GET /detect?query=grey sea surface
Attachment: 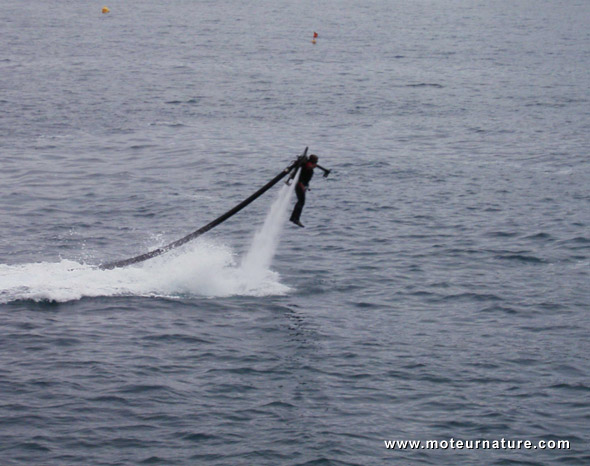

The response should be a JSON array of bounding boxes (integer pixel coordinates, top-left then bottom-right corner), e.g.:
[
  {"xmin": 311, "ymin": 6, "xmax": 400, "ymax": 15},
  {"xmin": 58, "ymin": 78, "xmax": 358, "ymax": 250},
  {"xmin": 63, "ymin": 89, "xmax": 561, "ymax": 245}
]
[{"xmin": 1, "ymin": 0, "xmax": 589, "ymax": 464}]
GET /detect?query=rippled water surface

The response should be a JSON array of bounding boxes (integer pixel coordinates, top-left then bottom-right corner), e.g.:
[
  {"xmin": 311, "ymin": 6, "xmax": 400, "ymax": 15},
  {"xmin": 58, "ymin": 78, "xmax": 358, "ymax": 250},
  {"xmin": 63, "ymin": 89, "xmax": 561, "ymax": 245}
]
[{"xmin": 1, "ymin": 0, "xmax": 589, "ymax": 464}]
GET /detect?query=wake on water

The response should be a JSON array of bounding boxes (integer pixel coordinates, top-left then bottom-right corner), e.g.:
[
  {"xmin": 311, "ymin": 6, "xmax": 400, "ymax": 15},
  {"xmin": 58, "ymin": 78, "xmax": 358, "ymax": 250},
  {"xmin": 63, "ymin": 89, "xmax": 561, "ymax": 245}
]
[{"xmin": 0, "ymin": 178, "xmax": 298, "ymax": 304}]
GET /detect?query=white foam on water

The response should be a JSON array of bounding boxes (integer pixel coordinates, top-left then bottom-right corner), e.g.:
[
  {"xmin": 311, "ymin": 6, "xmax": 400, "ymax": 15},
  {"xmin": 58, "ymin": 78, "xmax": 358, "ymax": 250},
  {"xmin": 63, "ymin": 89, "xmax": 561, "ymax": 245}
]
[{"xmin": 0, "ymin": 176, "xmax": 298, "ymax": 303}]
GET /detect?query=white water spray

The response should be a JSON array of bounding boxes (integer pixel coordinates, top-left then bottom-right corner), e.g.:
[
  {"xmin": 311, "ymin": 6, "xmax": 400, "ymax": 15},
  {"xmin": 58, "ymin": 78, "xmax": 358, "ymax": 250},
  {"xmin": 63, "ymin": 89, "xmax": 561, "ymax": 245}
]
[
  {"xmin": 240, "ymin": 172, "xmax": 298, "ymax": 282},
  {"xmin": 0, "ymin": 174, "xmax": 299, "ymax": 303}
]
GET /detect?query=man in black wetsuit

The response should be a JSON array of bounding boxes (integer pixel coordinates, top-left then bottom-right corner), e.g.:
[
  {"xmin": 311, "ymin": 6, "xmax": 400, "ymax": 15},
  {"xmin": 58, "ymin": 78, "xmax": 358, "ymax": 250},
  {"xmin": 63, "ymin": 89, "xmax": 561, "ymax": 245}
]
[{"xmin": 290, "ymin": 154, "xmax": 318, "ymax": 228}]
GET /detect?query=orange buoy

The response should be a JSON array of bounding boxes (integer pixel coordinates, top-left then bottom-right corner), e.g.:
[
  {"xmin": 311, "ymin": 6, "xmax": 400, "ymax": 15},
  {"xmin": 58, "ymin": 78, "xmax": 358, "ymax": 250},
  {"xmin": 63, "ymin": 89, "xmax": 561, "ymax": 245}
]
[{"xmin": 102, "ymin": 6, "xmax": 110, "ymax": 14}]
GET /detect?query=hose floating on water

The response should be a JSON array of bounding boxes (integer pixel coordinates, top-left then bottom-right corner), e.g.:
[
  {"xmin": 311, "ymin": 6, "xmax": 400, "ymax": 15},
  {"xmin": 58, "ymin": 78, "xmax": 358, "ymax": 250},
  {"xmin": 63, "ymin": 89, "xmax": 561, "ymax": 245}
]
[{"xmin": 99, "ymin": 148, "xmax": 308, "ymax": 270}]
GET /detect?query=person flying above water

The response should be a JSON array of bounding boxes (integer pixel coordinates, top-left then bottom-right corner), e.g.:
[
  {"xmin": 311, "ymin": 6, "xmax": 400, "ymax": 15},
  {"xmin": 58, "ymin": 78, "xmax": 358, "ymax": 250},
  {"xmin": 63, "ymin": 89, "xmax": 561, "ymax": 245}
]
[{"xmin": 290, "ymin": 154, "xmax": 318, "ymax": 228}]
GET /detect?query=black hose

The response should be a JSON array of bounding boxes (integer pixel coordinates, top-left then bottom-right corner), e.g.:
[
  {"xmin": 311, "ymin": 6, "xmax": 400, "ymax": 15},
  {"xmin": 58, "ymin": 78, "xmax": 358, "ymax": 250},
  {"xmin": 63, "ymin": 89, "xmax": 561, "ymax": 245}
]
[{"xmin": 99, "ymin": 152, "xmax": 305, "ymax": 270}]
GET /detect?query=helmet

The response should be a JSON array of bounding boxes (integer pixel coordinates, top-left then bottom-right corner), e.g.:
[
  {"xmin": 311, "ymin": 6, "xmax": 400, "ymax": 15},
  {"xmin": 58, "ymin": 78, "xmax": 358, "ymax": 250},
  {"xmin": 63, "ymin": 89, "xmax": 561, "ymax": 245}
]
[{"xmin": 309, "ymin": 154, "xmax": 318, "ymax": 164}]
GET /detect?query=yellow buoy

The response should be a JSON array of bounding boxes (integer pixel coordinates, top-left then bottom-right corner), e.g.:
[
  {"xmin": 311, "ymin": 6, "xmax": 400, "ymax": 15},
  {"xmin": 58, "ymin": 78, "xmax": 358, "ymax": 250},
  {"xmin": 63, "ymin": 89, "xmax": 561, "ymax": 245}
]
[{"xmin": 102, "ymin": 6, "xmax": 110, "ymax": 14}]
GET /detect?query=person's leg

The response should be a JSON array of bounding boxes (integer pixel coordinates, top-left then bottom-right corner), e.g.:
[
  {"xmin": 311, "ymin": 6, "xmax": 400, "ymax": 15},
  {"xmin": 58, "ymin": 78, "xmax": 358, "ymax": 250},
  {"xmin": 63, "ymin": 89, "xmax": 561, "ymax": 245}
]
[{"xmin": 290, "ymin": 185, "xmax": 306, "ymax": 224}]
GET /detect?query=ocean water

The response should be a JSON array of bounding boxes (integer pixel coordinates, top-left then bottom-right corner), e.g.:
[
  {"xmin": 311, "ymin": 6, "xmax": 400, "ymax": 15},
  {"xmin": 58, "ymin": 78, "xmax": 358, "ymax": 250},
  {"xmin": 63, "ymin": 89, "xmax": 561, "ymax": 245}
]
[{"xmin": 1, "ymin": 0, "xmax": 589, "ymax": 464}]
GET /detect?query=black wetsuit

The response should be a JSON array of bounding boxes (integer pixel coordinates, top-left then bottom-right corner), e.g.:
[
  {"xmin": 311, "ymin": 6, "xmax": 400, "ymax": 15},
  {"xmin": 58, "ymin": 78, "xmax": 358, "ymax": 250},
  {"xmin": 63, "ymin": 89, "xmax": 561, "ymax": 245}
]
[{"xmin": 290, "ymin": 161, "xmax": 315, "ymax": 224}]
